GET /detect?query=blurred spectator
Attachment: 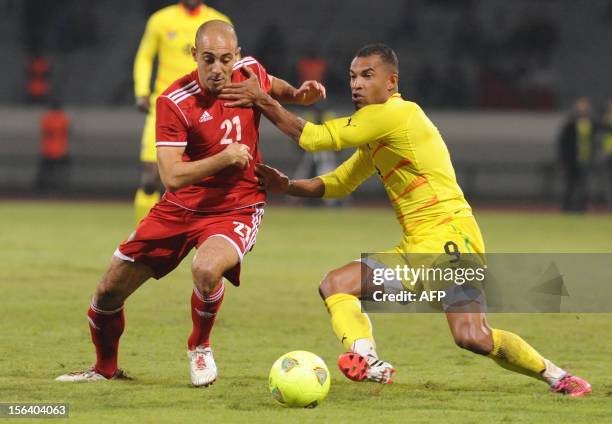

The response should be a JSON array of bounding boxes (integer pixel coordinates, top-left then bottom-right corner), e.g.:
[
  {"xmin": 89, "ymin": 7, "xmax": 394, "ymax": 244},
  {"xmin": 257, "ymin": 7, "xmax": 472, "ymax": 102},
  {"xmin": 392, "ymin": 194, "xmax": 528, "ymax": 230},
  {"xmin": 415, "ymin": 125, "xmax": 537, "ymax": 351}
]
[
  {"xmin": 601, "ymin": 100, "xmax": 612, "ymax": 211},
  {"xmin": 26, "ymin": 56, "xmax": 50, "ymax": 103},
  {"xmin": 558, "ymin": 97, "xmax": 595, "ymax": 212},
  {"xmin": 36, "ymin": 101, "xmax": 71, "ymax": 194},
  {"xmin": 293, "ymin": 52, "xmax": 340, "ymax": 206}
]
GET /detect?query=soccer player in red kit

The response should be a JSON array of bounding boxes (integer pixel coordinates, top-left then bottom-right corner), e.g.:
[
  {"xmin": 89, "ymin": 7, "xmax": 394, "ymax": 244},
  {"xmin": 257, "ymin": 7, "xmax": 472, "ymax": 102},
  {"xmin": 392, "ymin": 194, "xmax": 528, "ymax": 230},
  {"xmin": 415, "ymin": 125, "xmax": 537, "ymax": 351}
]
[{"xmin": 56, "ymin": 20, "xmax": 325, "ymax": 386}]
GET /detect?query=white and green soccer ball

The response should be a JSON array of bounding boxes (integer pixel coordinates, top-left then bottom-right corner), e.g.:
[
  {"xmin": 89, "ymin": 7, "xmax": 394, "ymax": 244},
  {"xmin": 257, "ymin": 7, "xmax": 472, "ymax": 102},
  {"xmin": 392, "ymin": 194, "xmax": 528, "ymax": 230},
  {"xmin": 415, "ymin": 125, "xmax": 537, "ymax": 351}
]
[{"xmin": 269, "ymin": 350, "xmax": 331, "ymax": 408}]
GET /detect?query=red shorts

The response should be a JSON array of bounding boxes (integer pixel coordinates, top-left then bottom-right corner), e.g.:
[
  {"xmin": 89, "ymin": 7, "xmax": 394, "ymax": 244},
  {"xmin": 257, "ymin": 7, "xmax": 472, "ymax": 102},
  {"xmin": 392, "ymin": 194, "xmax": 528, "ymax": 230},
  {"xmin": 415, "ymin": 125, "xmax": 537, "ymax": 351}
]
[{"xmin": 114, "ymin": 199, "xmax": 264, "ymax": 285}]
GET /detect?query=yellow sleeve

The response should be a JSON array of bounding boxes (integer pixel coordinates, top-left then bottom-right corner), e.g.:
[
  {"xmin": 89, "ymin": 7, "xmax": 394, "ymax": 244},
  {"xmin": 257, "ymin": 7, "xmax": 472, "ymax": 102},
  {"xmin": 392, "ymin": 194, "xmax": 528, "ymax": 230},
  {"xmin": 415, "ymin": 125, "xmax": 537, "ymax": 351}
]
[
  {"xmin": 299, "ymin": 102, "xmax": 402, "ymax": 152},
  {"xmin": 318, "ymin": 147, "xmax": 376, "ymax": 198},
  {"xmin": 133, "ymin": 14, "xmax": 160, "ymax": 98}
]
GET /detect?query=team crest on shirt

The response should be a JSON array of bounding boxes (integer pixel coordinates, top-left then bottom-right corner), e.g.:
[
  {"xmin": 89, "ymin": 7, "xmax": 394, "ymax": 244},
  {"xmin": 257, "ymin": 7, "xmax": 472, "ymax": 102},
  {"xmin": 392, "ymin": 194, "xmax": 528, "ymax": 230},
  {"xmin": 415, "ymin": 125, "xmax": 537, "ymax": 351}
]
[
  {"xmin": 167, "ymin": 30, "xmax": 177, "ymax": 40},
  {"xmin": 199, "ymin": 110, "xmax": 213, "ymax": 123}
]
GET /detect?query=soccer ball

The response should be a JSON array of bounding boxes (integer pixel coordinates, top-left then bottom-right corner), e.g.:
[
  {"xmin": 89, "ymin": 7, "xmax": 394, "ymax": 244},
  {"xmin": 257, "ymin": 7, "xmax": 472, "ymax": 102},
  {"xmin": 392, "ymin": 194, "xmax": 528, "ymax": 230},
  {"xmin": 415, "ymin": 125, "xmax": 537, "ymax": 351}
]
[{"xmin": 268, "ymin": 350, "xmax": 331, "ymax": 408}]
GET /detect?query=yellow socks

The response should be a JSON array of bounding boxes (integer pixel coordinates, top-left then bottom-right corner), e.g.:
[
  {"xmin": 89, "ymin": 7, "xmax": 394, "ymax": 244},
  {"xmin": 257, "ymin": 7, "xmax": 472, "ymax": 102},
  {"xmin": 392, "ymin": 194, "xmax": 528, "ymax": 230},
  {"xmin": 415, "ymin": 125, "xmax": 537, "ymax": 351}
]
[
  {"xmin": 488, "ymin": 328, "xmax": 547, "ymax": 380},
  {"xmin": 324, "ymin": 293, "xmax": 374, "ymax": 352},
  {"xmin": 134, "ymin": 189, "xmax": 160, "ymax": 224},
  {"xmin": 323, "ymin": 295, "xmax": 560, "ymax": 384}
]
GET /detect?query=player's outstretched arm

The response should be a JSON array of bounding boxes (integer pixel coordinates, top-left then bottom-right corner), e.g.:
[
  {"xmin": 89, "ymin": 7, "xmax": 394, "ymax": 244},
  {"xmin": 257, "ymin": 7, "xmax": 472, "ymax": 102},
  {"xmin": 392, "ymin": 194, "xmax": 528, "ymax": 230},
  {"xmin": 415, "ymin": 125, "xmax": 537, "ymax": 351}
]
[
  {"xmin": 157, "ymin": 143, "xmax": 252, "ymax": 191},
  {"xmin": 221, "ymin": 68, "xmax": 377, "ymax": 152},
  {"xmin": 269, "ymin": 75, "xmax": 326, "ymax": 106},
  {"xmin": 220, "ymin": 68, "xmax": 307, "ymax": 143},
  {"xmin": 255, "ymin": 164, "xmax": 324, "ymax": 197}
]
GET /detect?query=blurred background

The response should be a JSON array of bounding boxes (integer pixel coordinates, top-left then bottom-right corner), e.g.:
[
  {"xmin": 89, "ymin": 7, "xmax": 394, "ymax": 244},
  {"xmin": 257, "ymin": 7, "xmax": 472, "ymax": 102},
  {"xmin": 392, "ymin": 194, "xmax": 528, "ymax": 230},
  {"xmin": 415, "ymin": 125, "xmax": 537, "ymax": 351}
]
[{"xmin": 1, "ymin": 0, "xmax": 611, "ymax": 211}]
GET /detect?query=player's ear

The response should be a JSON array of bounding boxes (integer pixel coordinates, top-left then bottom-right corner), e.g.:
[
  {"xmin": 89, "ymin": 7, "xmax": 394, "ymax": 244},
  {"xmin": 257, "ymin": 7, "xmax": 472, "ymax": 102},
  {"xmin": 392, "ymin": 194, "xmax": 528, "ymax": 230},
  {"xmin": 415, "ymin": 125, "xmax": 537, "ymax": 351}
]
[
  {"xmin": 388, "ymin": 72, "xmax": 399, "ymax": 92},
  {"xmin": 235, "ymin": 46, "xmax": 242, "ymax": 60},
  {"xmin": 191, "ymin": 46, "xmax": 197, "ymax": 61}
]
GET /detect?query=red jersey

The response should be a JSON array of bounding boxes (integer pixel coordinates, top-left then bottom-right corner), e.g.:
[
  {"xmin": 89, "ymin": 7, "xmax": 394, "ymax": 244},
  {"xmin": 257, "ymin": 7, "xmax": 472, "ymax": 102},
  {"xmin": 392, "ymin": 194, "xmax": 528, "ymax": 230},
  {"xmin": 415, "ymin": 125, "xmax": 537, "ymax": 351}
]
[{"xmin": 155, "ymin": 56, "xmax": 271, "ymax": 212}]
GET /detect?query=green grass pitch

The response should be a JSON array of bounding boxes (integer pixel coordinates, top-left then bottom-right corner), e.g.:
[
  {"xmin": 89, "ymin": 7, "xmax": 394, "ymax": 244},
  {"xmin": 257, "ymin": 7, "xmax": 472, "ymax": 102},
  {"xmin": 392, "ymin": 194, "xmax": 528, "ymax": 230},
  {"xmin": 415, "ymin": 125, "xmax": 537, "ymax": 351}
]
[{"xmin": 1, "ymin": 201, "xmax": 611, "ymax": 423}]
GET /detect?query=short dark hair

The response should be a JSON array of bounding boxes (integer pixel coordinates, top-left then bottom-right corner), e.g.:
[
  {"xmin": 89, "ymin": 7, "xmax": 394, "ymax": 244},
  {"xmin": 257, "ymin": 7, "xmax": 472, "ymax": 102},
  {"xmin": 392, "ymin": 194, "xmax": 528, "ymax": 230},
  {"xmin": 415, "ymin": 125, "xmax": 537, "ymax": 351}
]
[{"xmin": 355, "ymin": 43, "xmax": 399, "ymax": 71}]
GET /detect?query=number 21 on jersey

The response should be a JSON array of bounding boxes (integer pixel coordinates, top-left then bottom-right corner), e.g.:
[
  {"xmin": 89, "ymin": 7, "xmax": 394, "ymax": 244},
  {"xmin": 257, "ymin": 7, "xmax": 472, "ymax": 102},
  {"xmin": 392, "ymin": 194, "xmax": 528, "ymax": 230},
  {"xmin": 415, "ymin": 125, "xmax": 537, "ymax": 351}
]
[{"xmin": 220, "ymin": 116, "xmax": 242, "ymax": 144}]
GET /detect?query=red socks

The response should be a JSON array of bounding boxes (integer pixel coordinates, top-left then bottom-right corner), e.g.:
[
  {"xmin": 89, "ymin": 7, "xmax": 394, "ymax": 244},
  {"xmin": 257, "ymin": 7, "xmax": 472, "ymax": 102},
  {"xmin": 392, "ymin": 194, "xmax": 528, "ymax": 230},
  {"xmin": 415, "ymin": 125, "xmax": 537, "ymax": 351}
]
[
  {"xmin": 188, "ymin": 282, "xmax": 225, "ymax": 350},
  {"xmin": 88, "ymin": 302, "xmax": 125, "ymax": 378},
  {"xmin": 87, "ymin": 281, "xmax": 224, "ymax": 377}
]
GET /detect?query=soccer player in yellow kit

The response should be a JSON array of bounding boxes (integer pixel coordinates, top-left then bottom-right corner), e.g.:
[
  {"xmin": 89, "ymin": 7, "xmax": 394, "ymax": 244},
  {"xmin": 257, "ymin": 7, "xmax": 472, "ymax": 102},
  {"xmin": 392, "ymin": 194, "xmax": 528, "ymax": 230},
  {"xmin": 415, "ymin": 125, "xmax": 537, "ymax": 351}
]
[
  {"xmin": 220, "ymin": 44, "xmax": 591, "ymax": 396},
  {"xmin": 133, "ymin": 0, "xmax": 231, "ymax": 223}
]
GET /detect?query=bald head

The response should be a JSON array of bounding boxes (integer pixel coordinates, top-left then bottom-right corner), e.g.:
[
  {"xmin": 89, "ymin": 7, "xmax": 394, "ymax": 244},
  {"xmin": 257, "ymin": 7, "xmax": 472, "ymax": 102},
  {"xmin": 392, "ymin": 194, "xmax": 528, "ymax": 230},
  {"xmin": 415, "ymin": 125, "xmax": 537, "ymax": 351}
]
[
  {"xmin": 195, "ymin": 20, "xmax": 237, "ymax": 50},
  {"xmin": 191, "ymin": 20, "xmax": 240, "ymax": 95}
]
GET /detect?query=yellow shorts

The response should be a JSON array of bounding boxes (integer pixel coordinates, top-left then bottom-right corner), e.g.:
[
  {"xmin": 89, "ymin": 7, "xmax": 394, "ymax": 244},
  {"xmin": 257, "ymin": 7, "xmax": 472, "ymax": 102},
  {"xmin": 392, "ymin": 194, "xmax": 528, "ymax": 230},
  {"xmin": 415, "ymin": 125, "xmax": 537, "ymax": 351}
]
[
  {"xmin": 391, "ymin": 215, "xmax": 485, "ymax": 256},
  {"xmin": 140, "ymin": 94, "xmax": 158, "ymax": 163},
  {"xmin": 362, "ymin": 215, "xmax": 486, "ymax": 298}
]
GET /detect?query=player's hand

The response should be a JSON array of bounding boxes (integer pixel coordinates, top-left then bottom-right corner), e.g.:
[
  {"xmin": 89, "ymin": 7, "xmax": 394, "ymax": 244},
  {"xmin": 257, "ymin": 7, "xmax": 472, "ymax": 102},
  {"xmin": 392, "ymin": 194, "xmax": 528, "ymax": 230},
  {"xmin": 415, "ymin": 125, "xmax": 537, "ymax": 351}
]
[
  {"xmin": 222, "ymin": 142, "xmax": 252, "ymax": 169},
  {"xmin": 219, "ymin": 66, "xmax": 264, "ymax": 108},
  {"xmin": 295, "ymin": 80, "xmax": 326, "ymax": 106},
  {"xmin": 255, "ymin": 163, "xmax": 289, "ymax": 194},
  {"xmin": 136, "ymin": 96, "xmax": 150, "ymax": 113}
]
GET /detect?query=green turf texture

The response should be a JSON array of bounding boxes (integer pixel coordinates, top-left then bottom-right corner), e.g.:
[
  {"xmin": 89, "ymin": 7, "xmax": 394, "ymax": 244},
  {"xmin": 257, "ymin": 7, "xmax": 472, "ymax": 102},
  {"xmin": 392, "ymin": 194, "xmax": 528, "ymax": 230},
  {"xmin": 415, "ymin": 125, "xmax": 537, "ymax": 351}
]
[{"xmin": 1, "ymin": 201, "xmax": 611, "ymax": 423}]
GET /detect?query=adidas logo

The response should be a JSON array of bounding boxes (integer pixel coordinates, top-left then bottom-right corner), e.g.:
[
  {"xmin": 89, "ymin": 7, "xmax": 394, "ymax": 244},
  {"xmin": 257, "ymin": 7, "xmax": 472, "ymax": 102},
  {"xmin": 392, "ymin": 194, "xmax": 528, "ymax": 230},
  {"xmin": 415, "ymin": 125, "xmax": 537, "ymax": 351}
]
[{"xmin": 199, "ymin": 111, "xmax": 213, "ymax": 123}]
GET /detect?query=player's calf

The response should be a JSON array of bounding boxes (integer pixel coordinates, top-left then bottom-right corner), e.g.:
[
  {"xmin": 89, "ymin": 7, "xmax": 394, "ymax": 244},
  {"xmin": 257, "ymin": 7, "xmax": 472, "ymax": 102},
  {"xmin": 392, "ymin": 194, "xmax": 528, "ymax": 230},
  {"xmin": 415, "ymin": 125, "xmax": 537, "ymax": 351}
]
[
  {"xmin": 452, "ymin": 328, "xmax": 493, "ymax": 355},
  {"xmin": 447, "ymin": 313, "xmax": 493, "ymax": 355},
  {"xmin": 94, "ymin": 257, "xmax": 153, "ymax": 310}
]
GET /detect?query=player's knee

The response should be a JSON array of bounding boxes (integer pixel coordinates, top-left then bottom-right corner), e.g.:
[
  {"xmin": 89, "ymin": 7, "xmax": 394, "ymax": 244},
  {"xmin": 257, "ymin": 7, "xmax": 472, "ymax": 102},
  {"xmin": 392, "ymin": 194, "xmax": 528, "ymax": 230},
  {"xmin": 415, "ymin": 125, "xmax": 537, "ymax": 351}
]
[
  {"xmin": 94, "ymin": 278, "xmax": 126, "ymax": 310},
  {"xmin": 192, "ymin": 262, "xmax": 222, "ymax": 295},
  {"xmin": 319, "ymin": 270, "xmax": 353, "ymax": 298},
  {"xmin": 453, "ymin": 325, "xmax": 493, "ymax": 355}
]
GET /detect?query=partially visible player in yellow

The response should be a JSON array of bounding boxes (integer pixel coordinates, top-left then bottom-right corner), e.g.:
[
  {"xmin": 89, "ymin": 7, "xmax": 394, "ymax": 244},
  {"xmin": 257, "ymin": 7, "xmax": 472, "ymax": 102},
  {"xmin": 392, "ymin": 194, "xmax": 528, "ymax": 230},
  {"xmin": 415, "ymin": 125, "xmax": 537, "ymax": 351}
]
[
  {"xmin": 133, "ymin": 0, "xmax": 231, "ymax": 223},
  {"xmin": 219, "ymin": 43, "xmax": 591, "ymax": 396}
]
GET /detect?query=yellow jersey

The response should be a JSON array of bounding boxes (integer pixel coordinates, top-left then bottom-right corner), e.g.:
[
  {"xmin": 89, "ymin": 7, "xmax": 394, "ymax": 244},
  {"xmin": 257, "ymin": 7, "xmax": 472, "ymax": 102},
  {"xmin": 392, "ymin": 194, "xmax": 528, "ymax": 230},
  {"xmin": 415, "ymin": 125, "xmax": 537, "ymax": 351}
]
[
  {"xmin": 299, "ymin": 93, "xmax": 472, "ymax": 235},
  {"xmin": 133, "ymin": 3, "xmax": 231, "ymax": 98}
]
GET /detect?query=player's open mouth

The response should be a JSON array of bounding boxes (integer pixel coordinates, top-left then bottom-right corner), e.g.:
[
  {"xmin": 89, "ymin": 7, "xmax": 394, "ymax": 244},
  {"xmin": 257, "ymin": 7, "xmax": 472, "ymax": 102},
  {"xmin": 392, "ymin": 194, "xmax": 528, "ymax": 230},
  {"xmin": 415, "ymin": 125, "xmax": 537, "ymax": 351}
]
[{"xmin": 352, "ymin": 93, "xmax": 363, "ymax": 101}]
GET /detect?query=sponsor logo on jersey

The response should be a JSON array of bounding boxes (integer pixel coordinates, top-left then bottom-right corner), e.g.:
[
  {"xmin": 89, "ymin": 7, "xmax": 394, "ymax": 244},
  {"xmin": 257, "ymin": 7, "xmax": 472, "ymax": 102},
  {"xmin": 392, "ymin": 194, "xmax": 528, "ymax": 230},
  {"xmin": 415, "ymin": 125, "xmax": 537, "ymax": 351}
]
[
  {"xmin": 194, "ymin": 309, "xmax": 216, "ymax": 318},
  {"xmin": 199, "ymin": 111, "xmax": 213, "ymax": 123}
]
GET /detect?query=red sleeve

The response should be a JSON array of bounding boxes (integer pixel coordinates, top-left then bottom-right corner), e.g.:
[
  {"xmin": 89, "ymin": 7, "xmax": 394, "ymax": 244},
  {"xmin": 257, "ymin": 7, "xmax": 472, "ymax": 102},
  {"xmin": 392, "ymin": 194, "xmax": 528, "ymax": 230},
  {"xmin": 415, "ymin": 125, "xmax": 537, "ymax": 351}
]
[
  {"xmin": 155, "ymin": 96, "xmax": 189, "ymax": 148},
  {"xmin": 235, "ymin": 56, "xmax": 272, "ymax": 93}
]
